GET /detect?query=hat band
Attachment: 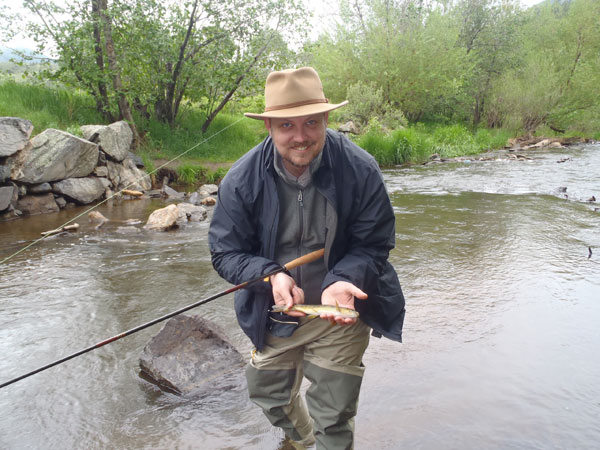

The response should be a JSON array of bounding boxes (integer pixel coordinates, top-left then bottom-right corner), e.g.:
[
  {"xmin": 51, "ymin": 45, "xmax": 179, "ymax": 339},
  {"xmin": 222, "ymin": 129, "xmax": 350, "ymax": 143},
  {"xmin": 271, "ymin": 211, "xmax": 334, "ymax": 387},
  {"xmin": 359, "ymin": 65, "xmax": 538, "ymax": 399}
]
[{"xmin": 264, "ymin": 98, "xmax": 329, "ymax": 112}]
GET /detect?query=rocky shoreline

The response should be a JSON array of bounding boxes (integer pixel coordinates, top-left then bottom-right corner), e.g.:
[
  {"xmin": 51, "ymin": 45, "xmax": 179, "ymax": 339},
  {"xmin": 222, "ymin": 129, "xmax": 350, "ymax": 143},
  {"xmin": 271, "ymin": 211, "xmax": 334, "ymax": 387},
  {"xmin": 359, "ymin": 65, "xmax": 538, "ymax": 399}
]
[{"xmin": 0, "ymin": 117, "xmax": 152, "ymax": 221}]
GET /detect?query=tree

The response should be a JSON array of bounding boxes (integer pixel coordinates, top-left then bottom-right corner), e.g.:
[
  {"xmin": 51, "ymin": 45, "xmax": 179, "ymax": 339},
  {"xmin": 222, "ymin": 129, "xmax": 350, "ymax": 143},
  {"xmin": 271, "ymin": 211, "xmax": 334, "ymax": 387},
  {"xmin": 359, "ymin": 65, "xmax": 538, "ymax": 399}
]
[{"xmin": 18, "ymin": 0, "xmax": 306, "ymax": 138}]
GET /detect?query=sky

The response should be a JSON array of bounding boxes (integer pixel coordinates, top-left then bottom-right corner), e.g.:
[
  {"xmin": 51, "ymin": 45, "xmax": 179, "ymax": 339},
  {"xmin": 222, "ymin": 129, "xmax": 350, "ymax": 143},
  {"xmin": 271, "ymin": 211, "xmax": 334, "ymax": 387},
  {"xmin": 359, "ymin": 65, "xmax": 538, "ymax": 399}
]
[{"xmin": 2, "ymin": 0, "xmax": 547, "ymax": 50}]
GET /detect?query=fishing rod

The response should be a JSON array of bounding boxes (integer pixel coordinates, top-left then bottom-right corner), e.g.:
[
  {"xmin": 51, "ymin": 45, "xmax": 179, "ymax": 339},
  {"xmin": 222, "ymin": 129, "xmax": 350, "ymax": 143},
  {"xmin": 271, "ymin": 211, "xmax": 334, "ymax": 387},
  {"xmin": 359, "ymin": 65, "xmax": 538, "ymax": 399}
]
[{"xmin": 0, "ymin": 248, "xmax": 324, "ymax": 390}]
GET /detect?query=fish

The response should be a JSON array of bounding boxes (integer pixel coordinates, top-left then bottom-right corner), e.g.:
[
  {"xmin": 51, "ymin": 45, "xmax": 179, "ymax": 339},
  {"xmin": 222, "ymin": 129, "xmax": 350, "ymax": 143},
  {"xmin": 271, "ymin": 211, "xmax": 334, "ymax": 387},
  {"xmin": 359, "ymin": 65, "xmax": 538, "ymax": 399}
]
[{"xmin": 271, "ymin": 302, "xmax": 359, "ymax": 319}]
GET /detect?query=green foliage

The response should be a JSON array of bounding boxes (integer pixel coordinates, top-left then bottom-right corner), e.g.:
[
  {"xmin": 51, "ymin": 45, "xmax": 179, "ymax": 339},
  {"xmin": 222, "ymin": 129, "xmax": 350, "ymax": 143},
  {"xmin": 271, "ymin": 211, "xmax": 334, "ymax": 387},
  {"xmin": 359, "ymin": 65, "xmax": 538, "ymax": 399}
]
[
  {"xmin": 14, "ymin": 0, "xmax": 307, "ymax": 131},
  {"xmin": 307, "ymin": 0, "xmax": 599, "ymax": 136},
  {"xmin": 341, "ymin": 81, "xmax": 407, "ymax": 131},
  {"xmin": 356, "ymin": 122, "xmax": 509, "ymax": 167},
  {"xmin": 174, "ymin": 163, "xmax": 228, "ymax": 186}
]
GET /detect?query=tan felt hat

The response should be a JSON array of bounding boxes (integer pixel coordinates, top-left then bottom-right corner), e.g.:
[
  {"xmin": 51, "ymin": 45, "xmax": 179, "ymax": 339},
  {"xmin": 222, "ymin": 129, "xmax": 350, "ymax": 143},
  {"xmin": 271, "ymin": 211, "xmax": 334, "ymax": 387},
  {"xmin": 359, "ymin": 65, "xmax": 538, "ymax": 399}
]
[{"xmin": 244, "ymin": 67, "xmax": 348, "ymax": 119}]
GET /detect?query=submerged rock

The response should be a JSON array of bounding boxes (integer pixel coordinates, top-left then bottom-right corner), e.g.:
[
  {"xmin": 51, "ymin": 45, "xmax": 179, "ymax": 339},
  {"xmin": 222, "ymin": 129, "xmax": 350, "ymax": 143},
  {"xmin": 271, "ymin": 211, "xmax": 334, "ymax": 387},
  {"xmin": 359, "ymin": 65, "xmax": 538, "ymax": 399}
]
[{"xmin": 139, "ymin": 314, "xmax": 245, "ymax": 396}]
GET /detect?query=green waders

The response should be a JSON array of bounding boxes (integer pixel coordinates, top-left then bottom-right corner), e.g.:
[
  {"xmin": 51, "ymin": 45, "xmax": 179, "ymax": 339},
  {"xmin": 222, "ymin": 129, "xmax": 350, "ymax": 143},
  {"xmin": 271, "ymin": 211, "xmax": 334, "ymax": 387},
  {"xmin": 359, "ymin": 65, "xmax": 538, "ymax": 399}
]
[{"xmin": 246, "ymin": 317, "xmax": 370, "ymax": 450}]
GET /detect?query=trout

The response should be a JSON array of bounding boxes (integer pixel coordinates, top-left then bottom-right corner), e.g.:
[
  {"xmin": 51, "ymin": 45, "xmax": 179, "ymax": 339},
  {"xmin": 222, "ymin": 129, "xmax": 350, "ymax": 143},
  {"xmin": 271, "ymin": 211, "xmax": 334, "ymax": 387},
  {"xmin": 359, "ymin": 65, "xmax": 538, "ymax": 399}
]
[{"xmin": 271, "ymin": 302, "xmax": 359, "ymax": 319}]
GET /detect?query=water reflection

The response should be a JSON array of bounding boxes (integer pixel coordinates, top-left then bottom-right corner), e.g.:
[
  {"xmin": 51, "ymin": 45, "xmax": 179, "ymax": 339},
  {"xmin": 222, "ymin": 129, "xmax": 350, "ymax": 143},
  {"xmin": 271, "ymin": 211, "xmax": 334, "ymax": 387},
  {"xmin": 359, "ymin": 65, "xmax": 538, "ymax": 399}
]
[{"xmin": 1, "ymin": 145, "xmax": 599, "ymax": 449}]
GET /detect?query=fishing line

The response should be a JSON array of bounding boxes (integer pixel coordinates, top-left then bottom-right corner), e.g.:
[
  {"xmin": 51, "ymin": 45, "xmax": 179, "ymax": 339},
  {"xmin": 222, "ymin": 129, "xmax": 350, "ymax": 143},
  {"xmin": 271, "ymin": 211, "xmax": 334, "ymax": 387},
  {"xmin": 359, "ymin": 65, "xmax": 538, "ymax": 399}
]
[{"xmin": 0, "ymin": 117, "xmax": 245, "ymax": 265}]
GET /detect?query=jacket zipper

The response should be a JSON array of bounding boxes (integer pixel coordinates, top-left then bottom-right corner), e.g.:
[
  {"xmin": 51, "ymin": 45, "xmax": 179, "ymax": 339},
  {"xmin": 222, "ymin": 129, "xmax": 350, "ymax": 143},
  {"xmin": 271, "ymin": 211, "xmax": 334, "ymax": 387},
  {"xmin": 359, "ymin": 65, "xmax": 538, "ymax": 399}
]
[{"xmin": 297, "ymin": 189, "xmax": 304, "ymax": 286}]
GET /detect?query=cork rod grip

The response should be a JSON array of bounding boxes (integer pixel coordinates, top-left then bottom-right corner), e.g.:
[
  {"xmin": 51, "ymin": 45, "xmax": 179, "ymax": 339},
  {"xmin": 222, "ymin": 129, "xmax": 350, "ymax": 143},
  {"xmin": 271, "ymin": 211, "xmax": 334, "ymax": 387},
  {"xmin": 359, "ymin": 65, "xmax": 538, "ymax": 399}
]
[{"xmin": 283, "ymin": 248, "xmax": 325, "ymax": 271}]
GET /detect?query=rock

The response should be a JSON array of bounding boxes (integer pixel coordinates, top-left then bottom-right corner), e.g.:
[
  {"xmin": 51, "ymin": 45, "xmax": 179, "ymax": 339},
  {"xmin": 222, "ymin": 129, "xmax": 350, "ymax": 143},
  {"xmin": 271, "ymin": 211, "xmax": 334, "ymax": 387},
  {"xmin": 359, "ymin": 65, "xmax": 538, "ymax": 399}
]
[
  {"xmin": 28, "ymin": 182, "xmax": 52, "ymax": 194},
  {"xmin": 106, "ymin": 158, "xmax": 152, "ymax": 192},
  {"xmin": 201, "ymin": 196, "xmax": 216, "ymax": 206},
  {"xmin": 162, "ymin": 184, "xmax": 185, "ymax": 200},
  {"xmin": 0, "ymin": 164, "xmax": 10, "ymax": 183},
  {"xmin": 139, "ymin": 314, "xmax": 245, "ymax": 396},
  {"xmin": 88, "ymin": 211, "xmax": 109, "ymax": 224},
  {"xmin": 52, "ymin": 177, "xmax": 111, "ymax": 204},
  {"xmin": 80, "ymin": 120, "xmax": 132, "ymax": 162},
  {"xmin": 0, "ymin": 185, "xmax": 16, "ymax": 211},
  {"xmin": 187, "ymin": 191, "xmax": 204, "ymax": 205},
  {"xmin": 128, "ymin": 151, "xmax": 144, "ymax": 168},
  {"xmin": 16, "ymin": 193, "xmax": 59, "ymax": 216},
  {"xmin": 94, "ymin": 166, "xmax": 109, "ymax": 177},
  {"xmin": 176, "ymin": 203, "xmax": 207, "ymax": 223},
  {"xmin": 9, "ymin": 129, "xmax": 98, "ymax": 184},
  {"xmin": 55, "ymin": 196, "xmax": 67, "ymax": 208},
  {"xmin": 338, "ymin": 121, "xmax": 359, "ymax": 134},
  {"xmin": 144, "ymin": 204, "xmax": 179, "ymax": 231},
  {"xmin": 587, "ymin": 196, "xmax": 596, "ymax": 202},
  {"xmin": 198, "ymin": 184, "xmax": 218, "ymax": 196},
  {"xmin": 0, "ymin": 117, "xmax": 34, "ymax": 157}
]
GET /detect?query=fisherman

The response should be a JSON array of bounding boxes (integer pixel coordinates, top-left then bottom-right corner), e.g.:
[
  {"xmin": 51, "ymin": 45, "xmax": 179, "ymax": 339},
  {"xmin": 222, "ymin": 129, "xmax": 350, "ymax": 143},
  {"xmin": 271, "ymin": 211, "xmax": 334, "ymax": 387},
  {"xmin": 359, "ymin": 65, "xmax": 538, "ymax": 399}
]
[{"xmin": 208, "ymin": 67, "xmax": 405, "ymax": 449}]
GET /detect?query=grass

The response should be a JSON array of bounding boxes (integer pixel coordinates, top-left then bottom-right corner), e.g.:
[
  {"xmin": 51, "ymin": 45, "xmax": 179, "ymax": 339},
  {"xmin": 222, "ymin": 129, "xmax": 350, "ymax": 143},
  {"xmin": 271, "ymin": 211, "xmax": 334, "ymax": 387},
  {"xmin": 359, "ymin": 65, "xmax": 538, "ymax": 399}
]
[
  {"xmin": 355, "ymin": 122, "xmax": 512, "ymax": 166},
  {"xmin": 0, "ymin": 78, "xmax": 105, "ymax": 132}
]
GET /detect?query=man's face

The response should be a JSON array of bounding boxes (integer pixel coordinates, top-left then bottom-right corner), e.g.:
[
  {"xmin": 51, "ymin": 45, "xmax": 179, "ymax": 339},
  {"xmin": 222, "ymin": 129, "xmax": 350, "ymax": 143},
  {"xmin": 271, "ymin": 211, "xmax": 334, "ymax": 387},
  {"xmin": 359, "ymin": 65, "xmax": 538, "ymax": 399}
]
[{"xmin": 265, "ymin": 113, "xmax": 328, "ymax": 177}]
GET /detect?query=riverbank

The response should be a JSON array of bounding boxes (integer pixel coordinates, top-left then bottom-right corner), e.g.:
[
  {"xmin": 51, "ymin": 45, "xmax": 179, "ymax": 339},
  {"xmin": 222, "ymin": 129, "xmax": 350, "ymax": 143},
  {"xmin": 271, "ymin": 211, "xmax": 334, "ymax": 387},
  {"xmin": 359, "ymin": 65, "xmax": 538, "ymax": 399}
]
[{"xmin": 2, "ymin": 79, "xmax": 596, "ymax": 189}]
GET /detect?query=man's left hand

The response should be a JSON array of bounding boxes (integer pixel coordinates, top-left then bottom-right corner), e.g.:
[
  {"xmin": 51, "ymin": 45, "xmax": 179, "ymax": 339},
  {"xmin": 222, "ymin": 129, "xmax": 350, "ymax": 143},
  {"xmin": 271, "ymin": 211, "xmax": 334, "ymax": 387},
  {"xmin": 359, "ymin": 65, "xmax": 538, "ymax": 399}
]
[{"xmin": 321, "ymin": 281, "xmax": 367, "ymax": 326}]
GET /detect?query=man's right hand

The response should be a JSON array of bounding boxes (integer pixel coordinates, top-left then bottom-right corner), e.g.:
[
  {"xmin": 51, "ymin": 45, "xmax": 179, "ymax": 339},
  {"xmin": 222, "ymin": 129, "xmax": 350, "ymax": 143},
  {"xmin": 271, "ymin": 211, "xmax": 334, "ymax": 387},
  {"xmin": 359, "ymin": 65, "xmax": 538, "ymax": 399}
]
[{"xmin": 270, "ymin": 272, "xmax": 306, "ymax": 317}]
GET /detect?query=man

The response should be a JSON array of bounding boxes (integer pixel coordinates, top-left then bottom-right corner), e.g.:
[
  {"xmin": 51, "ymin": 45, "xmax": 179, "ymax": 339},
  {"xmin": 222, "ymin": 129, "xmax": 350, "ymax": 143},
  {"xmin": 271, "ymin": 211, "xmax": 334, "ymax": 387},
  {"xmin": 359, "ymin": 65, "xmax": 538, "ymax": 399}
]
[{"xmin": 208, "ymin": 67, "xmax": 405, "ymax": 449}]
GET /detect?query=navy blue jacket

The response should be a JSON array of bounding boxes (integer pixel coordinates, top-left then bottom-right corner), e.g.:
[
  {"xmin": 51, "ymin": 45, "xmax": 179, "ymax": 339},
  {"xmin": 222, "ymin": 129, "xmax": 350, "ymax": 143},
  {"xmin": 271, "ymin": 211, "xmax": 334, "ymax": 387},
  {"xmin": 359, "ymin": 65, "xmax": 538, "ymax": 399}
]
[{"xmin": 208, "ymin": 129, "xmax": 405, "ymax": 350}]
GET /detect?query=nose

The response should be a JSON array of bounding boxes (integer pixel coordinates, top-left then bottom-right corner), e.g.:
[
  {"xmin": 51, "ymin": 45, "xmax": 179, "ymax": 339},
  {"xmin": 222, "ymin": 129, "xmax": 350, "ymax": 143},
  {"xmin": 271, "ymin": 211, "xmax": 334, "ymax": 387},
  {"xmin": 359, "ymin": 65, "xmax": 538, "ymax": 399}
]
[{"xmin": 292, "ymin": 125, "xmax": 308, "ymax": 143}]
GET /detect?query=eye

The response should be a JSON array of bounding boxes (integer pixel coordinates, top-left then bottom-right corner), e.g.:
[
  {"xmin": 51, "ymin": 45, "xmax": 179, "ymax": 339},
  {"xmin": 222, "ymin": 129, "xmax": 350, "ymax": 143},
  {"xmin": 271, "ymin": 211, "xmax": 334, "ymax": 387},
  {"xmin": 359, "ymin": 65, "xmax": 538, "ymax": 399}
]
[
  {"xmin": 306, "ymin": 120, "xmax": 317, "ymax": 126},
  {"xmin": 280, "ymin": 122, "xmax": 293, "ymax": 129}
]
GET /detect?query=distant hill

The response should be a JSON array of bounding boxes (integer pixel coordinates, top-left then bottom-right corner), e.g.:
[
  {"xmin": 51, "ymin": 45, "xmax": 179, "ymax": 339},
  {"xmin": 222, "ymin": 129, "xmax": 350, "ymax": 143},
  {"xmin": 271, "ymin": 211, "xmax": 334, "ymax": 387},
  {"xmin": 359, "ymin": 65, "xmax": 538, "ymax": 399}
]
[{"xmin": 0, "ymin": 47, "xmax": 40, "ymax": 63}]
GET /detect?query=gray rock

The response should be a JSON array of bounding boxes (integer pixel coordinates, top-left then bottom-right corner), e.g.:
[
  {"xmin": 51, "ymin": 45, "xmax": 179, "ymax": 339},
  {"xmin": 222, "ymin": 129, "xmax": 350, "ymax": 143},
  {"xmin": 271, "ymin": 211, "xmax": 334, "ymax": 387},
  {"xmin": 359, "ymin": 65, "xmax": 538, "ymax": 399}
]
[
  {"xmin": 52, "ymin": 177, "xmax": 111, "ymax": 204},
  {"xmin": 162, "ymin": 184, "xmax": 185, "ymax": 200},
  {"xmin": 0, "ymin": 164, "xmax": 11, "ymax": 183},
  {"xmin": 107, "ymin": 158, "xmax": 152, "ymax": 192},
  {"xmin": 0, "ymin": 117, "xmax": 34, "ymax": 157},
  {"xmin": 80, "ymin": 121, "xmax": 132, "ymax": 162},
  {"xmin": 139, "ymin": 314, "xmax": 245, "ymax": 396},
  {"xmin": 0, "ymin": 185, "xmax": 16, "ymax": 211},
  {"xmin": 94, "ymin": 166, "xmax": 108, "ymax": 177},
  {"xmin": 176, "ymin": 203, "xmax": 207, "ymax": 223},
  {"xmin": 55, "ymin": 196, "xmax": 67, "ymax": 208},
  {"xmin": 29, "ymin": 182, "xmax": 52, "ymax": 194},
  {"xmin": 187, "ymin": 191, "xmax": 204, "ymax": 205},
  {"xmin": 198, "ymin": 184, "xmax": 219, "ymax": 196},
  {"xmin": 9, "ymin": 129, "xmax": 98, "ymax": 183},
  {"xmin": 16, "ymin": 193, "xmax": 59, "ymax": 216},
  {"xmin": 128, "ymin": 151, "xmax": 144, "ymax": 168}
]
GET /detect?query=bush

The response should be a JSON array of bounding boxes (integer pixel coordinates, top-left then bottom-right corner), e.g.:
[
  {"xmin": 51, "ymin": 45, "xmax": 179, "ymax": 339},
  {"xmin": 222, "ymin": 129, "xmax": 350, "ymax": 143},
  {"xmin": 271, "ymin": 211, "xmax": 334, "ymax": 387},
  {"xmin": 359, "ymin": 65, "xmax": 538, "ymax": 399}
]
[{"xmin": 341, "ymin": 81, "xmax": 407, "ymax": 131}]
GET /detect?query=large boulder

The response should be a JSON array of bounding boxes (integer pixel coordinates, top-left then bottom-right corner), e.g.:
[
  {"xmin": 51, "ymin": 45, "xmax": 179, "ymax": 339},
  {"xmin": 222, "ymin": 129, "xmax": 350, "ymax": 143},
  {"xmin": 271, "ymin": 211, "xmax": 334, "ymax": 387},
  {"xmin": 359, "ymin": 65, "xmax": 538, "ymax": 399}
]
[
  {"xmin": 16, "ymin": 192, "xmax": 59, "ymax": 216},
  {"xmin": 9, "ymin": 129, "xmax": 98, "ymax": 184},
  {"xmin": 139, "ymin": 314, "xmax": 245, "ymax": 396},
  {"xmin": 0, "ymin": 117, "xmax": 34, "ymax": 157},
  {"xmin": 52, "ymin": 177, "xmax": 111, "ymax": 204},
  {"xmin": 106, "ymin": 158, "xmax": 152, "ymax": 192},
  {"xmin": 80, "ymin": 121, "xmax": 132, "ymax": 162}
]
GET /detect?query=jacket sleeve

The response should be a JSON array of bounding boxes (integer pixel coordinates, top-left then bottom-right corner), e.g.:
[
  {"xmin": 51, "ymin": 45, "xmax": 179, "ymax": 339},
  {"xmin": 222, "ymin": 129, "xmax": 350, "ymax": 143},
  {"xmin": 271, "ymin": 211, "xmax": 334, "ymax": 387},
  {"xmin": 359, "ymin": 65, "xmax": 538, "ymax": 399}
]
[
  {"xmin": 323, "ymin": 161, "xmax": 396, "ymax": 293},
  {"xmin": 208, "ymin": 168, "xmax": 279, "ymax": 294}
]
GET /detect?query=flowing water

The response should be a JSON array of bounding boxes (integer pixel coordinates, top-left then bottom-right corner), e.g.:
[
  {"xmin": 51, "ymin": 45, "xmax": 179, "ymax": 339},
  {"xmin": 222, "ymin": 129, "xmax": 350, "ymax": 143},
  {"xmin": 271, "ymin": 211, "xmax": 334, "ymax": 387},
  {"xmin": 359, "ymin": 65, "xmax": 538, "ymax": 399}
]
[{"xmin": 1, "ymin": 144, "xmax": 599, "ymax": 449}]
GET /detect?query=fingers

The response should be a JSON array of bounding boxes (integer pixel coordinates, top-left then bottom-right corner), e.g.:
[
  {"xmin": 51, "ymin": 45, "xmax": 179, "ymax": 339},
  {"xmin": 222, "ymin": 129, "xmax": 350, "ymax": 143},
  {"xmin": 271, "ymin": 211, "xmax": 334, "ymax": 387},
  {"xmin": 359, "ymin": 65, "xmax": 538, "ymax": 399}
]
[{"xmin": 271, "ymin": 273, "xmax": 305, "ymax": 316}]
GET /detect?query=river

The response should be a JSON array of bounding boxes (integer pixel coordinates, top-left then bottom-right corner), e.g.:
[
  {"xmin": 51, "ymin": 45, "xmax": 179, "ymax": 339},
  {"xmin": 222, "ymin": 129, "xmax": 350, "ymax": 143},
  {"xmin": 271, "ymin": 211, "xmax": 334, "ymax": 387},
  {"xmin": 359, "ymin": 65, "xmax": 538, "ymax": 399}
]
[{"xmin": 1, "ymin": 144, "xmax": 599, "ymax": 449}]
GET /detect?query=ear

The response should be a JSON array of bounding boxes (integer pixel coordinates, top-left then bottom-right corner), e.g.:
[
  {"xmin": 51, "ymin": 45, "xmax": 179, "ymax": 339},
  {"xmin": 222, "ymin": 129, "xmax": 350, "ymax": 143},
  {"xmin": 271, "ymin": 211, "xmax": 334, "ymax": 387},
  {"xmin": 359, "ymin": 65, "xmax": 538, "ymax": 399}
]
[
  {"xmin": 323, "ymin": 112, "xmax": 329, "ymax": 125},
  {"xmin": 263, "ymin": 119, "xmax": 271, "ymax": 134}
]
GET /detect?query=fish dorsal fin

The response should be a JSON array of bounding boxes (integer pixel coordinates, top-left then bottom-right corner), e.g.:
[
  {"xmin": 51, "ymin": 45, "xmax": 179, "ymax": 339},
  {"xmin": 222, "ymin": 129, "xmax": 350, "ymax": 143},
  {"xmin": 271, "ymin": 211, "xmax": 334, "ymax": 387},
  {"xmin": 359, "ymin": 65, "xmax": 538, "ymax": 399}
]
[{"xmin": 335, "ymin": 300, "xmax": 341, "ymax": 312}]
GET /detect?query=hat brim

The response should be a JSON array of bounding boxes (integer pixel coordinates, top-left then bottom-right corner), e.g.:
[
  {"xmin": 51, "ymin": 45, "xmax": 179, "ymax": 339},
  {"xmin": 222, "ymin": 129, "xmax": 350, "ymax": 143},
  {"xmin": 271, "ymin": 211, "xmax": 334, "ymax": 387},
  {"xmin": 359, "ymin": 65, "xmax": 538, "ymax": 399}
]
[{"xmin": 244, "ymin": 100, "xmax": 348, "ymax": 120}]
